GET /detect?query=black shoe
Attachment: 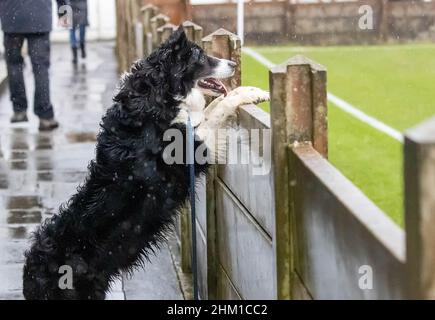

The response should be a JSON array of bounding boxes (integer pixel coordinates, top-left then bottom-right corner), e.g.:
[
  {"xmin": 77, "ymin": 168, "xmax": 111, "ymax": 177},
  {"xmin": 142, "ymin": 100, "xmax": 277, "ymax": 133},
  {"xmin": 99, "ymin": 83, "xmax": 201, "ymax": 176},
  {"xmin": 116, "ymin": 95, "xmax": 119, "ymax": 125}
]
[
  {"xmin": 39, "ymin": 118, "xmax": 59, "ymax": 131},
  {"xmin": 80, "ymin": 43, "xmax": 86, "ymax": 59},
  {"xmin": 11, "ymin": 112, "xmax": 28, "ymax": 123},
  {"xmin": 72, "ymin": 47, "xmax": 78, "ymax": 64}
]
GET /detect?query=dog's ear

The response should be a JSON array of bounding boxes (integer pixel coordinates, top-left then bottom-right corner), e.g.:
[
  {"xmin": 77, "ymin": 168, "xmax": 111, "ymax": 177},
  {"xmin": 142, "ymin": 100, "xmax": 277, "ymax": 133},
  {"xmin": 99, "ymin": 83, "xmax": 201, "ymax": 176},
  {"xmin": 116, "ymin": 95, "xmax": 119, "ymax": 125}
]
[{"xmin": 166, "ymin": 25, "xmax": 188, "ymax": 48}]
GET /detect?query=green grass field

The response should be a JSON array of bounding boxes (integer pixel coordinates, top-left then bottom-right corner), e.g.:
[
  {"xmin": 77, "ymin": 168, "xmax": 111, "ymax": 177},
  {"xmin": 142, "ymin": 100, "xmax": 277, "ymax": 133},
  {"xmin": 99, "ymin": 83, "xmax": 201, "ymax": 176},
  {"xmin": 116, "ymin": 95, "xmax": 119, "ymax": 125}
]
[{"xmin": 241, "ymin": 44, "xmax": 435, "ymax": 226}]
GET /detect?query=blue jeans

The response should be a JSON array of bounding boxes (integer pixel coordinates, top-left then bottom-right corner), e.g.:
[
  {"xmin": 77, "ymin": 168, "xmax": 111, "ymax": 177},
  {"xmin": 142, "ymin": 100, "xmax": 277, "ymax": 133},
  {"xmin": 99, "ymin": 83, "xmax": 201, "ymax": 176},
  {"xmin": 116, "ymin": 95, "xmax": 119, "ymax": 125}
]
[{"xmin": 70, "ymin": 25, "xmax": 86, "ymax": 48}]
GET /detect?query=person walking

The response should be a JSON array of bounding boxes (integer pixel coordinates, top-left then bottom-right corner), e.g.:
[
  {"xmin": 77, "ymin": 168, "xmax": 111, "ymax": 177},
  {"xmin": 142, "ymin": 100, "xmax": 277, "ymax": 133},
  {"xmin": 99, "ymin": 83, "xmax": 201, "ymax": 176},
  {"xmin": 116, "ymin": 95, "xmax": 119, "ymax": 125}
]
[
  {"xmin": 70, "ymin": 0, "xmax": 89, "ymax": 64},
  {"xmin": 0, "ymin": 0, "xmax": 69, "ymax": 131}
]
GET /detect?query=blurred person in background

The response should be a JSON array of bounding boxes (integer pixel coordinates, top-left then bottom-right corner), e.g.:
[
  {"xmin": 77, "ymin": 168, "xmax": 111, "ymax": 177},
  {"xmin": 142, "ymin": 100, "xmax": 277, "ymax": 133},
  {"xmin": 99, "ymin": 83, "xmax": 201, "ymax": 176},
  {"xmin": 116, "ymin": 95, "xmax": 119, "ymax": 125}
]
[
  {"xmin": 70, "ymin": 0, "xmax": 88, "ymax": 64},
  {"xmin": 0, "ymin": 0, "xmax": 69, "ymax": 131}
]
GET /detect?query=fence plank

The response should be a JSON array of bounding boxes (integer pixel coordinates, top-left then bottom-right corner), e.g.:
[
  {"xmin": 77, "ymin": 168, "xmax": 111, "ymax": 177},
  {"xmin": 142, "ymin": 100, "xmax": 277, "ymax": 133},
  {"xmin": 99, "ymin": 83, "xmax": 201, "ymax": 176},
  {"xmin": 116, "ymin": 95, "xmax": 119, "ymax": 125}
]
[
  {"xmin": 290, "ymin": 144, "xmax": 406, "ymax": 299},
  {"xmin": 116, "ymin": 0, "xmax": 129, "ymax": 72},
  {"xmin": 199, "ymin": 29, "xmax": 242, "ymax": 300},
  {"xmin": 310, "ymin": 62, "xmax": 328, "ymax": 158},
  {"xmin": 115, "ymin": 0, "xmax": 122, "ymax": 62},
  {"xmin": 182, "ymin": 20, "xmax": 204, "ymax": 45},
  {"xmin": 128, "ymin": 0, "xmax": 143, "ymax": 64},
  {"xmin": 286, "ymin": 57, "xmax": 313, "ymax": 143},
  {"xmin": 191, "ymin": 0, "xmax": 423, "ymax": 45},
  {"xmin": 135, "ymin": 22, "xmax": 144, "ymax": 59},
  {"xmin": 269, "ymin": 63, "xmax": 291, "ymax": 299},
  {"xmin": 270, "ymin": 55, "xmax": 329, "ymax": 299},
  {"xmin": 157, "ymin": 23, "xmax": 177, "ymax": 44},
  {"xmin": 141, "ymin": 4, "xmax": 159, "ymax": 56},
  {"xmin": 217, "ymin": 106, "xmax": 274, "ymax": 235},
  {"xmin": 405, "ymin": 116, "xmax": 435, "ymax": 299},
  {"xmin": 217, "ymin": 264, "xmax": 242, "ymax": 300},
  {"xmin": 202, "ymin": 29, "xmax": 241, "ymax": 91},
  {"xmin": 215, "ymin": 180, "xmax": 275, "ymax": 299},
  {"xmin": 150, "ymin": 14, "xmax": 170, "ymax": 49}
]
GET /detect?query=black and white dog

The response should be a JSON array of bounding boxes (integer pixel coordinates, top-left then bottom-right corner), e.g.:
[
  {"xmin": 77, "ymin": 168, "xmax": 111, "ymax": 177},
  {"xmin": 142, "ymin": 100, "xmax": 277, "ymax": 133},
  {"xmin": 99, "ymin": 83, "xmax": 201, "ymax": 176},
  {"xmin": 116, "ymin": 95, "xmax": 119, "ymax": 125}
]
[{"xmin": 23, "ymin": 26, "xmax": 269, "ymax": 300}]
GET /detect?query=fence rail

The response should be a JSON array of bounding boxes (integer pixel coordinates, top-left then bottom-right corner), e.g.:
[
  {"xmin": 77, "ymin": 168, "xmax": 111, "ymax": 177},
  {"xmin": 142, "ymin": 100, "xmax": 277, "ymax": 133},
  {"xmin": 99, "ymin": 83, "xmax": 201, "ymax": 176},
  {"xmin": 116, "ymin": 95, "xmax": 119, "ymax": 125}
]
[{"xmin": 115, "ymin": 0, "xmax": 435, "ymax": 300}]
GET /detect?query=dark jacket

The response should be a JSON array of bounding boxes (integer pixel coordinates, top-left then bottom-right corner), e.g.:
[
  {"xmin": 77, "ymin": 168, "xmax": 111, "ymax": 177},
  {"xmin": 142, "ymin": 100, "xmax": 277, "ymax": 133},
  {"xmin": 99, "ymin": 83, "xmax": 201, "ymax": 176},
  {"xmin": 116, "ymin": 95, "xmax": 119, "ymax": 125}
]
[
  {"xmin": 70, "ymin": 0, "xmax": 88, "ymax": 27},
  {"xmin": 0, "ymin": 0, "xmax": 69, "ymax": 34}
]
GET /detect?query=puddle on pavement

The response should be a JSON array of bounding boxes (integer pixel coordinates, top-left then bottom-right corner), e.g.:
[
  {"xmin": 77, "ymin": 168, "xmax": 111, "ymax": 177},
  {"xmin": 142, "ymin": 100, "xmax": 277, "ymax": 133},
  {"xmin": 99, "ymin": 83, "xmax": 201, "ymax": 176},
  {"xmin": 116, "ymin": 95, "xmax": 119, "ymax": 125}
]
[
  {"xmin": 72, "ymin": 103, "xmax": 87, "ymax": 110},
  {"xmin": 10, "ymin": 160, "xmax": 27, "ymax": 171},
  {"xmin": 59, "ymin": 171, "xmax": 87, "ymax": 183},
  {"xmin": 11, "ymin": 151, "xmax": 27, "ymax": 161},
  {"xmin": 66, "ymin": 132, "xmax": 97, "ymax": 143},
  {"xmin": 37, "ymin": 171, "xmax": 53, "ymax": 182},
  {"xmin": 11, "ymin": 133, "xmax": 29, "ymax": 151},
  {"xmin": 7, "ymin": 196, "xmax": 41, "ymax": 210},
  {"xmin": 7, "ymin": 211, "xmax": 42, "ymax": 224},
  {"xmin": 11, "ymin": 128, "xmax": 27, "ymax": 134},
  {"xmin": 0, "ymin": 175, "xmax": 8, "ymax": 189},
  {"xmin": 35, "ymin": 135, "xmax": 53, "ymax": 150},
  {"xmin": 36, "ymin": 157, "xmax": 53, "ymax": 171},
  {"xmin": 7, "ymin": 226, "xmax": 29, "ymax": 240}
]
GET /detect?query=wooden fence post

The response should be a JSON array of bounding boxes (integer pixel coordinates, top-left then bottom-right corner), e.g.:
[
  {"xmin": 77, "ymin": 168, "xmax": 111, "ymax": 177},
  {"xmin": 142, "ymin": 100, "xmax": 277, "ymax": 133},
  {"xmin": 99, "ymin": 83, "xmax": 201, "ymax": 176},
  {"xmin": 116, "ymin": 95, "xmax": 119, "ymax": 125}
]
[
  {"xmin": 135, "ymin": 22, "xmax": 144, "ymax": 60},
  {"xmin": 173, "ymin": 21, "xmax": 204, "ymax": 279},
  {"xmin": 141, "ymin": 4, "xmax": 159, "ymax": 56},
  {"xmin": 202, "ymin": 28, "xmax": 241, "ymax": 90},
  {"xmin": 150, "ymin": 14, "xmax": 170, "ymax": 50},
  {"xmin": 183, "ymin": 21, "xmax": 204, "ymax": 46},
  {"xmin": 126, "ymin": 0, "xmax": 141, "ymax": 66},
  {"xmin": 134, "ymin": 0, "xmax": 144, "ymax": 60},
  {"xmin": 115, "ymin": 0, "xmax": 122, "ymax": 62},
  {"xmin": 378, "ymin": 0, "xmax": 390, "ymax": 41},
  {"xmin": 270, "ymin": 55, "xmax": 327, "ymax": 299},
  {"xmin": 201, "ymin": 29, "xmax": 241, "ymax": 300},
  {"xmin": 405, "ymin": 116, "xmax": 435, "ymax": 299},
  {"xmin": 116, "ymin": 0, "xmax": 130, "ymax": 72},
  {"xmin": 157, "ymin": 23, "xmax": 177, "ymax": 44}
]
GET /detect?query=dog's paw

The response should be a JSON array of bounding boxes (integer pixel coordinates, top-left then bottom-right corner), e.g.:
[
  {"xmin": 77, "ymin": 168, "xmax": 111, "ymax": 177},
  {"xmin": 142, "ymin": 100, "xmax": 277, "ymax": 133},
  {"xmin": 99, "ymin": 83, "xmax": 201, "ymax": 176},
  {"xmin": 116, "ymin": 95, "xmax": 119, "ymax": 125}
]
[{"xmin": 228, "ymin": 87, "xmax": 270, "ymax": 106}]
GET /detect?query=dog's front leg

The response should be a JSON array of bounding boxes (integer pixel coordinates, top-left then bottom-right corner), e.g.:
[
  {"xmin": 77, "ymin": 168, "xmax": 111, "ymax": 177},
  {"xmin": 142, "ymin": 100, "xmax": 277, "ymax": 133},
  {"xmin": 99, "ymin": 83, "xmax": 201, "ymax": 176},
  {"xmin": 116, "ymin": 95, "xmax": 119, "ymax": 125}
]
[
  {"xmin": 203, "ymin": 95, "xmax": 225, "ymax": 119},
  {"xmin": 199, "ymin": 86, "xmax": 270, "ymax": 132},
  {"xmin": 196, "ymin": 87, "xmax": 269, "ymax": 162}
]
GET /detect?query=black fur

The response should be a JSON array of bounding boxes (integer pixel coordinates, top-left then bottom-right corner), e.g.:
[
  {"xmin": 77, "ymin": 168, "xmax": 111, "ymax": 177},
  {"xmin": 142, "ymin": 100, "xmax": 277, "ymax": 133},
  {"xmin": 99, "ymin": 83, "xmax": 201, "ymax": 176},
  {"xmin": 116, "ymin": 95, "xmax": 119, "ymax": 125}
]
[{"xmin": 23, "ymin": 27, "xmax": 216, "ymax": 300}]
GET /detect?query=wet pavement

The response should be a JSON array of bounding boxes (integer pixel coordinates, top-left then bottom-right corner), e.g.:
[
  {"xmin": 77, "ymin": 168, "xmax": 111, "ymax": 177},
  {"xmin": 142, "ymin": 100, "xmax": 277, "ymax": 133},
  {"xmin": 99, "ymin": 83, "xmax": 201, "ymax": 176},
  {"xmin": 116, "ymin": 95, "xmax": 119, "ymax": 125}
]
[{"xmin": 0, "ymin": 42, "xmax": 183, "ymax": 300}]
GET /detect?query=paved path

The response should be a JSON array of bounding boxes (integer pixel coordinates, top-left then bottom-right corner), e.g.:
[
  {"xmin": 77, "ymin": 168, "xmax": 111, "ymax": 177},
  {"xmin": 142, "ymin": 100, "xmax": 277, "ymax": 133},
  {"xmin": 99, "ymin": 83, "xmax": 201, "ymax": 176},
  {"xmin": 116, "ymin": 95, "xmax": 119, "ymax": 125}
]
[{"xmin": 0, "ymin": 42, "xmax": 183, "ymax": 300}]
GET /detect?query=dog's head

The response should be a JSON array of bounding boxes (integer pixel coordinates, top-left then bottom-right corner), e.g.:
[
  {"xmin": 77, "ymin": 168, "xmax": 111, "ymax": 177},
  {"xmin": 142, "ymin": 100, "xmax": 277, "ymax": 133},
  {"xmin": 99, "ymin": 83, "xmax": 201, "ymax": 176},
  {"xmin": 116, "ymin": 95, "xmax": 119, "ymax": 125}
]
[
  {"xmin": 147, "ymin": 26, "xmax": 236, "ymax": 98},
  {"xmin": 113, "ymin": 26, "xmax": 236, "ymax": 125}
]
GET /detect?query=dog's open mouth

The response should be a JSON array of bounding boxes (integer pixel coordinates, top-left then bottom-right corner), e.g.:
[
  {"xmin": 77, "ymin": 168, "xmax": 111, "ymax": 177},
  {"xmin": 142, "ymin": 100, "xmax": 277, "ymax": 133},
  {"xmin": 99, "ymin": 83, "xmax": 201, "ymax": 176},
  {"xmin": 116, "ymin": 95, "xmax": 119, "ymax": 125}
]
[{"xmin": 198, "ymin": 78, "xmax": 228, "ymax": 96}]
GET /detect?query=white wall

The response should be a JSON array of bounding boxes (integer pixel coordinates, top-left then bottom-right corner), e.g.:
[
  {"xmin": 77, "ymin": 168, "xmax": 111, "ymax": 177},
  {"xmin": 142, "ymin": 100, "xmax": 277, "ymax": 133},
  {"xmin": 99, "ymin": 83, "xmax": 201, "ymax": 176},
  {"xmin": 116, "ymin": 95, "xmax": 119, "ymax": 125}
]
[{"xmin": 51, "ymin": 0, "xmax": 117, "ymax": 42}]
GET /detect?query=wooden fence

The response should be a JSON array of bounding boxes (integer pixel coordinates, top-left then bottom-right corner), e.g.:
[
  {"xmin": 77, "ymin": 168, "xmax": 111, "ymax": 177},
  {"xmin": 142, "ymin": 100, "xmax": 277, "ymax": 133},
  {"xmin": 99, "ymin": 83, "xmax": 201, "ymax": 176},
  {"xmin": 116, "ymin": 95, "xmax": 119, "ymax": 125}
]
[
  {"xmin": 115, "ymin": 0, "xmax": 435, "ymax": 300},
  {"xmin": 191, "ymin": 0, "xmax": 435, "ymax": 45}
]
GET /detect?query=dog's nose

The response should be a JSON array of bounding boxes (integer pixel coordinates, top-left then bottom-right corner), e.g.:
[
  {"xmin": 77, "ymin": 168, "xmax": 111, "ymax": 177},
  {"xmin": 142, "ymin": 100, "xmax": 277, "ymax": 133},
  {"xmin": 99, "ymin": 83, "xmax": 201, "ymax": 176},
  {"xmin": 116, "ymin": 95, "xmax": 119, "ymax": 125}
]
[{"xmin": 227, "ymin": 60, "xmax": 237, "ymax": 68}]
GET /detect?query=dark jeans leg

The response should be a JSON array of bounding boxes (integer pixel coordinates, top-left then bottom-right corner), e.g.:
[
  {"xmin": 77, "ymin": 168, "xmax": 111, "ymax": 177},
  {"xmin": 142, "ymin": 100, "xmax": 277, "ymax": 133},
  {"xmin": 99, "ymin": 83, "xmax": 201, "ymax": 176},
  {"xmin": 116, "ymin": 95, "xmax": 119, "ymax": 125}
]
[
  {"xmin": 79, "ymin": 25, "xmax": 86, "ymax": 46},
  {"xmin": 3, "ymin": 33, "xmax": 28, "ymax": 114},
  {"xmin": 27, "ymin": 33, "xmax": 54, "ymax": 119},
  {"xmin": 70, "ymin": 28, "xmax": 78, "ymax": 48}
]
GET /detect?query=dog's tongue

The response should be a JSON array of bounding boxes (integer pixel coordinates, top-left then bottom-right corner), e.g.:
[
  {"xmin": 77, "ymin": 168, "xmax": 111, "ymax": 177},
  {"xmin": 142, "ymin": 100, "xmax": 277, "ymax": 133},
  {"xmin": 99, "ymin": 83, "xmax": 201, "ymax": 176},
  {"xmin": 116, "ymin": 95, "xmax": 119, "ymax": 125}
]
[
  {"xmin": 207, "ymin": 78, "xmax": 228, "ymax": 96},
  {"xmin": 217, "ymin": 79, "xmax": 228, "ymax": 96}
]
